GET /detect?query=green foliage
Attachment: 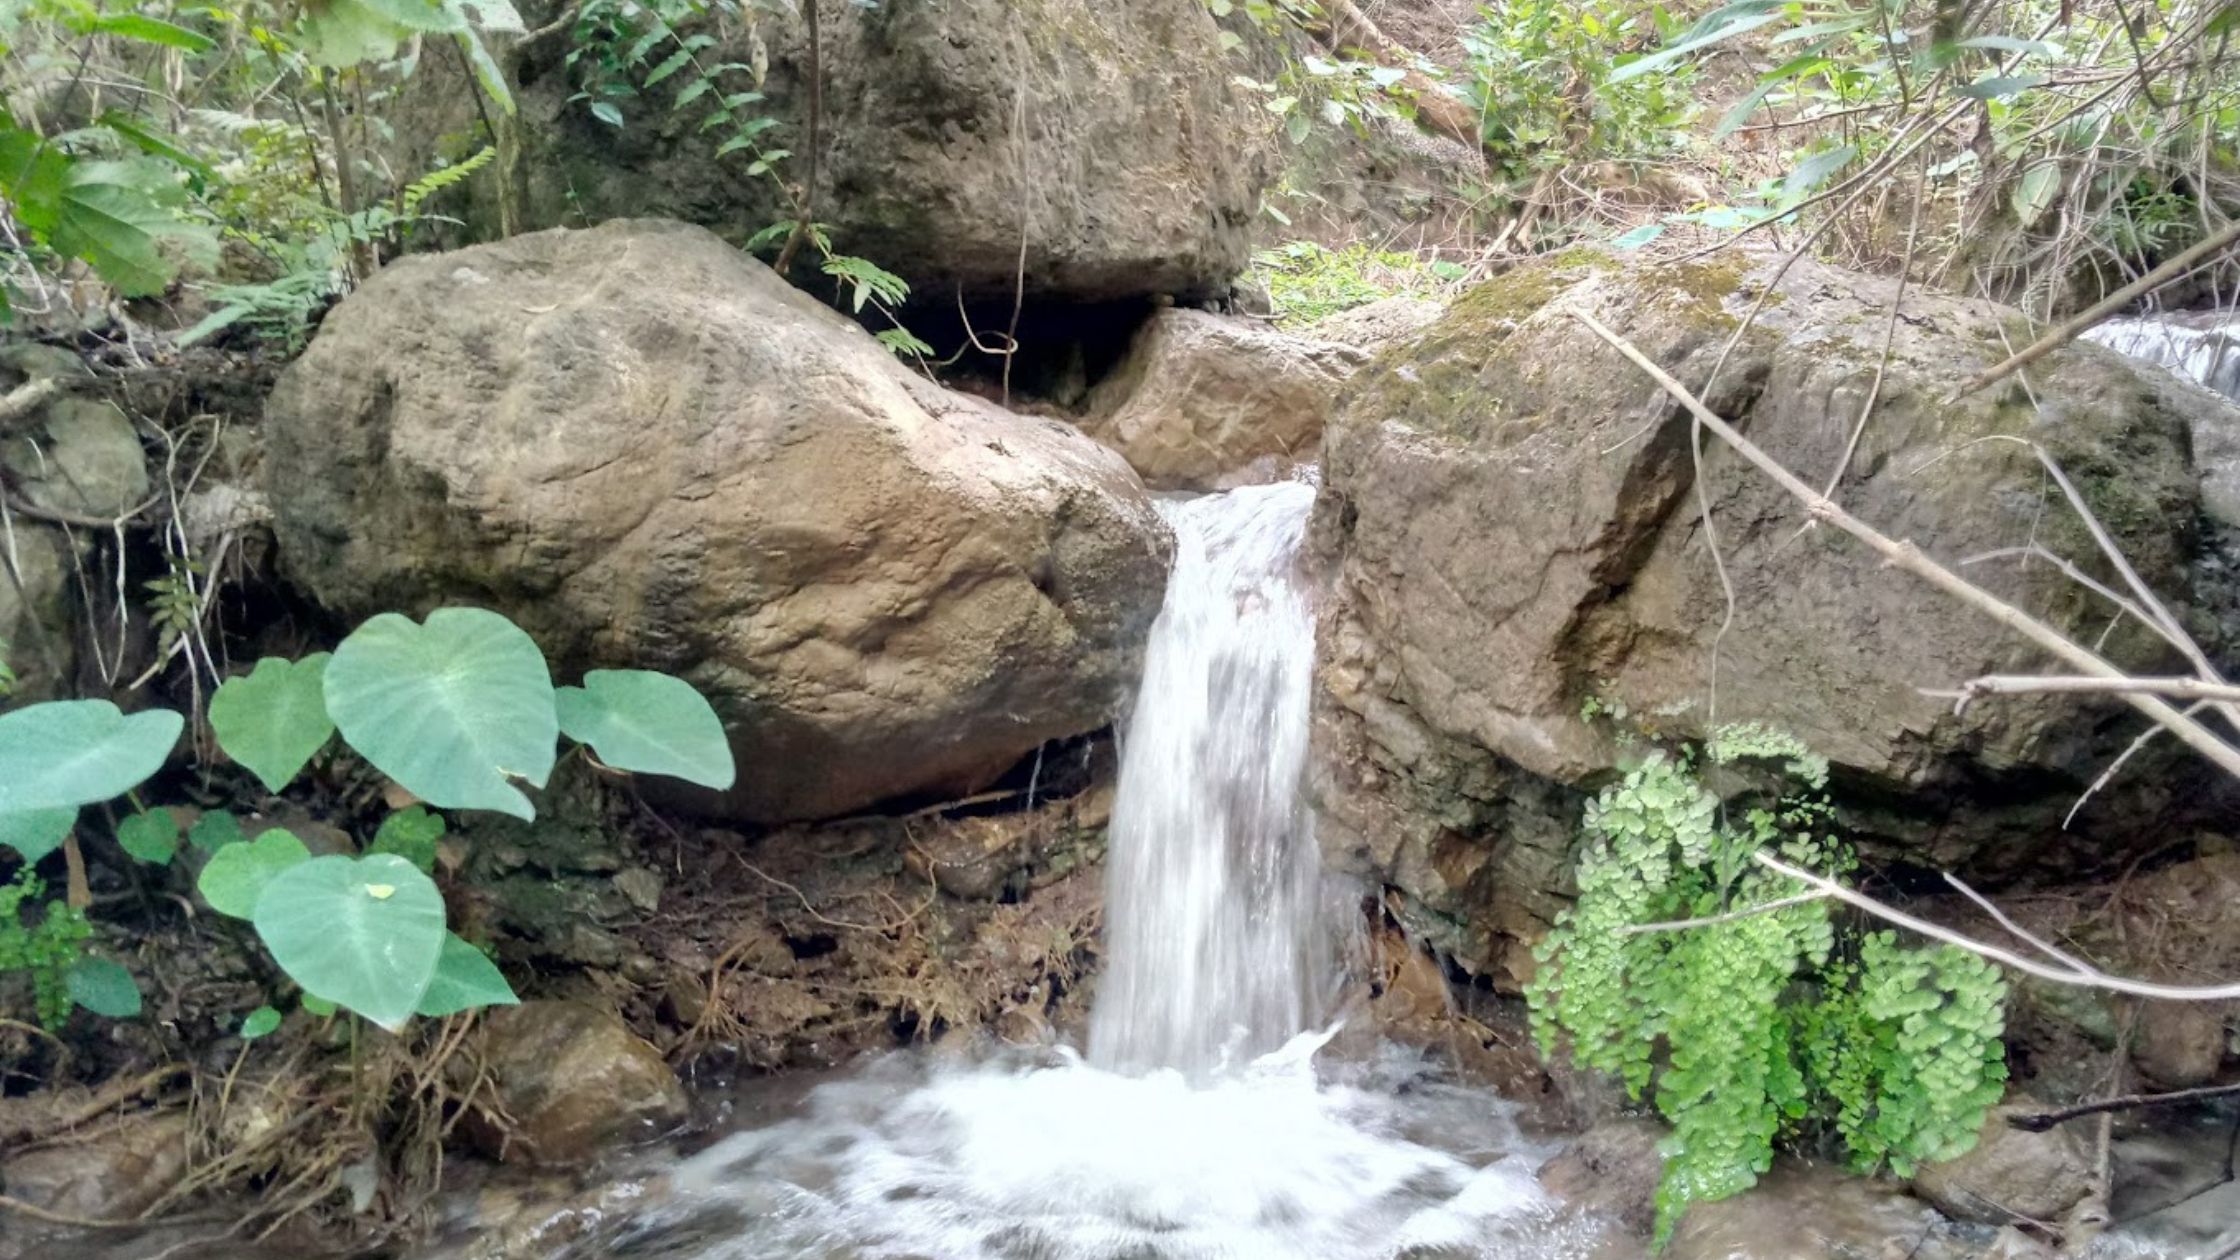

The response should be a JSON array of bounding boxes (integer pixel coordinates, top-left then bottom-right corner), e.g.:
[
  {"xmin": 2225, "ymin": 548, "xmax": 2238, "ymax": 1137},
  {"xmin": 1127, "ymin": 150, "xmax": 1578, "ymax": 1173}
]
[
  {"xmin": 116, "ymin": 809, "xmax": 182, "ymax": 865},
  {"xmin": 368, "ymin": 806, "xmax": 444, "ymax": 873},
  {"xmin": 1248, "ymin": 241, "xmax": 1460, "ymax": 328},
  {"xmin": 0, "ymin": 871, "xmax": 92, "ymax": 1029},
  {"xmin": 2, "ymin": 602, "xmax": 729, "ymax": 1033},
  {"xmin": 65, "ymin": 956, "xmax": 141, "ymax": 1018},
  {"xmin": 209, "ymin": 654, "xmax": 336, "ymax": 793},
  {"xmin": 198, "ymin": 827, "xmax": 313, "ymax": 918},
  {"xmin": 556, "ymin": 669, "xmax": 737, "ymax": 790},
  {"xmin": 565, "ymin": 0, "xmax": 924, "ymax": 352},
  {"xmin": 0, "ymin": 700, "xmax": 183, "ymax": 815},
  {"xmin": 0, "ymin": 639, "xmax": 15, "ymax": 698},
  {"xmin": 240, "ymin": 1004, "xmax": 282, "ymax": 1040},
  {"xmin": 0, "ymin": 808, "xmax": 75, "ymax": 864},
  {"xmin": 1455, "ymin": 0, "xmax": 1696, "ymax": 178},
  {"xmin": 415, "ymin": 933, "xmax": 519, "ymax": 1018},
  {"xmin": 1528, "ymin": 727, "xmax": 2008, "ymax": 1244},
  {"xmin": 323, "ymin": 609, "xmax": 558, "ymax": 820},
  {"xmin": 252, "ymin": 853, "xmax": 448, "ymax": 1031}
]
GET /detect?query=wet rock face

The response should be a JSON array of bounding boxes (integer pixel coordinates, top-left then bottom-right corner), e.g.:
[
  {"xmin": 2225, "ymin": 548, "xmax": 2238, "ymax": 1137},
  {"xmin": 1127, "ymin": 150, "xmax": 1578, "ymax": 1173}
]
[
  {"xmin": 1080, "ymin": 309, "xmax": 1367, "ymax": 490},
  {"xmin": 1536, "ymin": 1118, "xmax": 1663, "ymax": 1235},
  {"xmin": 473, "ymin": 1001, "xmax": 689, "ymax": 1166},
  {"xmin": 265, "ymin": 219, "xmax": 1171, "ymax": 823},
  {"xmin": 400, "ymin": 1, "xmax": 1270, "ymax": 305},
  {"xmin": 1311, "ymin": 248, "xmax": 2235, "ymax": 987}
]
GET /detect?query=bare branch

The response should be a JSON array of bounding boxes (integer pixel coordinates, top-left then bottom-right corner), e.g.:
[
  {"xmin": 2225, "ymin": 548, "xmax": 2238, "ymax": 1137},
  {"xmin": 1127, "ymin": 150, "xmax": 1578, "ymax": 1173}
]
[
  {"xmin": 1569, "ymin": 308, "xmax": 2240, "ymax": 786},
  {"xmin": 1931, "ymin": 674, "xmax": 2240, "ymax": 710},
  {"xmin": 1756, "ymin": 851, "xmax": 2240, "ymax": 1000}
]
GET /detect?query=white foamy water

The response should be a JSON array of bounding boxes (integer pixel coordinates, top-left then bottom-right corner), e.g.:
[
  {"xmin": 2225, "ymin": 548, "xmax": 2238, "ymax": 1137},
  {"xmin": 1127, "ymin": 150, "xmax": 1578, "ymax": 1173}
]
[
  {"xmin": 2084, "ymin": 310, "xmax": 2240, "ymax": 401},
  {"xmin": 1091, "ymin": 480, "xmax": 1329, "ymax": 1077},
  {"xmin": 465, "ymin": 478, "xmax": 1598, "ymax": 1260}
]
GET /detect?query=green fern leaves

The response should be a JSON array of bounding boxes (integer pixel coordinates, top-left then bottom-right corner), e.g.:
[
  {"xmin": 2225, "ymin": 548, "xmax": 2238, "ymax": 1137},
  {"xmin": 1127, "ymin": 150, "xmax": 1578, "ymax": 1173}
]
[{"xmin": 1529, "ymin": 724, "xmax": 2008, "ymax": 1245}]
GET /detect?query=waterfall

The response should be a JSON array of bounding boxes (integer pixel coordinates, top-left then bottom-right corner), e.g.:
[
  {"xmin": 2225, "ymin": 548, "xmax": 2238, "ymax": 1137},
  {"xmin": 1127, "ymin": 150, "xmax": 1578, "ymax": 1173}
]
[
  {"xmin": 2084, "ymin": 311, "xmax": 2240, "ymax": 401},
  {"xmin": 1089, "ymin": 479, "xmax": 1326, "ymax": 1077}
]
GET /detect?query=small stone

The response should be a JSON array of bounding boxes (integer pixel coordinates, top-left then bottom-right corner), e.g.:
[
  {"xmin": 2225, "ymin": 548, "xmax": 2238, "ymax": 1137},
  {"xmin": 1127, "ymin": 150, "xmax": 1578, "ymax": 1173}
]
[
  {"xmin": 474, "ymin": 1001, "xmax": 689, "ymax": 1167},
  {"xmin": 1537, "ymin": 1118, "xmax": 1664, "ymax": 1234},
  {"xmin": 1910, "ymin": 1099, "xmax": 2096, "ymax": 1226},
  {"xmin": 615, "ymin": 867, "xmax": 663, "ymax": 913},
  {"xmin": 2132, "ymin": 1000, "xmax": 2232, "ymax": 1089}
]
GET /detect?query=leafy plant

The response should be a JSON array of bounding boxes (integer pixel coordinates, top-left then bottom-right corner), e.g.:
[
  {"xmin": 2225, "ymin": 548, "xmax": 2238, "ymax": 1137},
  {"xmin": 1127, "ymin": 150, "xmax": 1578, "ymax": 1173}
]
[
  {"xmin": 0, "ymin": 606, "xmax": 737, "ymax": 1034},
  {"xmin": 1527, "ymin": 724, "xmax": 2008, "ymax": 1244},
  {"xmin": 0, "ymin": 870, "xmax": 95, "ymax": 1029},
  {"xmin": 1454, "ymin": 0, "xmax": 1696, "ymax": 179}
]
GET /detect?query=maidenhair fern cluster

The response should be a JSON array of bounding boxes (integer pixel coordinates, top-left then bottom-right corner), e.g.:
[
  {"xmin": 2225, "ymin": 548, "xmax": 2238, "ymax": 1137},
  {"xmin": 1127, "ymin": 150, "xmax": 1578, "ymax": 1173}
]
[
  {"xmin": 1527, "ymin": 725, "xmax": 2008, "ymax": 1245},
  {"xmin": 0, "ymin": 870, "xmax": 92, "ymax": 1030}
]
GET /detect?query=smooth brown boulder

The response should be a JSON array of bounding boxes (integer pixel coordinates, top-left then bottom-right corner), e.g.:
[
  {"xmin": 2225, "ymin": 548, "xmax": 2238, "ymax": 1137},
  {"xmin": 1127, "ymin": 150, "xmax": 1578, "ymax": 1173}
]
[
  {"xmin": 0, "ymin": 1110, "xmax": 189, "ymax": 1221},
  {"xmin": 1080, "ymin": 308, "xmax": 1367, "ymax": 489},
  {"xmin": 265, "ymin": 219, "xmax": 1171, "ymax": 823},
  {"xmin": 474, "ymin": 1001, "xmax": 688, "ymax": 1166},
  {"xmin": 1312, "ymin": 249, "xmax": 2236, "ymax": 988}
]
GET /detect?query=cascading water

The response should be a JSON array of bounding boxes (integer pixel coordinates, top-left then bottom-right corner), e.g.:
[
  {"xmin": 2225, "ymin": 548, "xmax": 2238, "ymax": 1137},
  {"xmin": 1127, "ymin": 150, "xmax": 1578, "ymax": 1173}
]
[
  {"xmin": 421, "ymin": 479, "xmax": 1602, "ymax": 1260},
  {"xmin": 1089, "ymin": 480, "xmax": 1328, "ymax": 1078},
  {"xmin": 2084, "ymin": 310, "xmax": 2240, "ymax": 401}
]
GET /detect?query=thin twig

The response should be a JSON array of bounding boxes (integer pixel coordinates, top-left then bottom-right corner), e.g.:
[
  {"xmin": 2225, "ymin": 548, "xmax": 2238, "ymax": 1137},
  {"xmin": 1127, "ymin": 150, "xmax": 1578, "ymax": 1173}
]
[
  {"xmin": 1933, "ymin": 675, "xmax": 2240, "ymax": 709},
  {"xmin": 1570, "ymin": 308, "xmax": 2240, "ymax": 785},
  {"xmin": 2007, "ymin": 1082, "xmax": 2240, "ymax": 1132},
  {"xmin": 1615, "ymin": 890, "xmax": 1830, "ymax": 935}
]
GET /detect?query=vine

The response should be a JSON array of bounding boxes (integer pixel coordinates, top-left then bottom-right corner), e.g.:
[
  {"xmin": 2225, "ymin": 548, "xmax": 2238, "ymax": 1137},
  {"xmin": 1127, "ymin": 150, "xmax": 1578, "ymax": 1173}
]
[{"xmin": 1528, "ymin": 722, "xmax": 2008, "ymax": 1245}]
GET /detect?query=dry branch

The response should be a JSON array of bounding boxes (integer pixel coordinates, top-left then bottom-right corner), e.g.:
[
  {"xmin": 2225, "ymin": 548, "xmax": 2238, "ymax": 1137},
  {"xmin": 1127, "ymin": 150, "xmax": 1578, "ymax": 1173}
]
[{"xmin": 1569, "ymin": 308, "xmax": 2240, "ymax": 785}]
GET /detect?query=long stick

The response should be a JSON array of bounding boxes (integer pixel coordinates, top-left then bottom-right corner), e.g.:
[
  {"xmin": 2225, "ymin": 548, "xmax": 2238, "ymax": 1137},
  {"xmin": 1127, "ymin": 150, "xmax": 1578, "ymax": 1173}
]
[{"xmin": 1569, "ymin": 309, "xmax": 2240, "ymax": 785}]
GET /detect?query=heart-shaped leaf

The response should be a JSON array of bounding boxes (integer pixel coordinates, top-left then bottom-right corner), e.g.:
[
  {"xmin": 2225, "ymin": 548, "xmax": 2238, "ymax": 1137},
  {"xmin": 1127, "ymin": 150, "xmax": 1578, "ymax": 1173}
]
[
  {"xmin": 0, "ymin": 808, "xmax": 75, "ymax": 863},
  {"xmin": 210, "ymin": 654, "xmax": 335, "ymax": 793},
  {"xmin": 555, "ymin": 670, "xmax": 736, "ymax": 790},
  {"xmin": 324, "ymin": 610, "xmax": 557, "ymax": 821},
  {"xmin": 116, "ymin": 810, "xmax": 180, "ymax": 865},
  {"xmin": 240, "ymin": 1005, "xmax": 282, "ymax": 1040},
  {"xmin": 189, "ymin": 809, "xmax": 245, "ymax": 853},
  {"xmin": 368, "ymin": 806, "xmax": 443, "ymax": 873},
  {"xmin": 197, "ymin": 829, "xmax": 313, "ymax": 919},
  {"xmin": 415, "ymin": 933, "xmax": 519, "ymax": 1018},
  {"xmin": 252, "ymin": 853, "xmax": 447, "ymax": 1031},
  {"xmin": 0, "ymin": 701, "xmax": 182, "ymax": 813},
  {"xmin": 67, "ymin": 957, "xmax": 142, "ymax": 1018}
]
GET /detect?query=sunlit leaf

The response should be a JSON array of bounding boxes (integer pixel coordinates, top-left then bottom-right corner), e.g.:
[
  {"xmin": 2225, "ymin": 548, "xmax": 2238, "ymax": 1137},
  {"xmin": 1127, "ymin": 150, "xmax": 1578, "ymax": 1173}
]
[
  {"xmin": 415, "ymin": 933, "xmax": 519, "ymax": 1017},
  {"xmin": 197, "ymin": 829, "xmax": 313, "ymax": 919},
  {"xmin": 252, "ymin": 853, "xmax": 447, "ymax": 1032},
  {"xmin": 0, "ymin": 701, "xmax": 182, "ymax": 814},
  {"xmin": 210, "ymin": 654, "xmax": 335, "ymax": 794}
]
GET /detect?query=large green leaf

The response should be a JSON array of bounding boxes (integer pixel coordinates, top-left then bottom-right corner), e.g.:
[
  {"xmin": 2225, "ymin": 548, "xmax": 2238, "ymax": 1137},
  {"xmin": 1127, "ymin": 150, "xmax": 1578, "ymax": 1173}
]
[
  {"xmin": 210, "ymin": 654, "xmax": 336, "ymax": 793},
  {"xmin": 415, "ymin": 933, "xmax": 519, "ymax": 1017},
  {"xmin": 251, "ymin": 853, "xmax": 447, "ymax": 1032},
  {"xmin": 0, "ymin": 808, "xmax": 74, "ymax": 863},
  {"xmin": 556, "ymin": 670, "xmax": 736, "ymax": 790},
  {"xmin": 197, "ymin": 829, "xmax": 313, "ymax": 919},
  {"xmin": 0, "ymin": 701, "xmax": 182, "ymax": 814},
  {"xmin": 324, "ymin": 609, "xmax": 557, "ymax": 821},
  {"xmin": 39, "ymin": 159, "xmax": 213, "ymax": 297}
]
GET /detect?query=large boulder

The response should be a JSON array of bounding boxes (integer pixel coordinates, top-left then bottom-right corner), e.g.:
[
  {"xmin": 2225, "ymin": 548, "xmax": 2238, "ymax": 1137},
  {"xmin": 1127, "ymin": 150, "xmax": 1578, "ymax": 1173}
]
[
  {"xmin": 401, "ymin": 1, "xmax": 1269, "ymax": 305},
  {"xmin": 1080, "ymin": 308, "xmax": 1367, "ymax": 489},
  {"xmin": 1910, "ymin": 1099, "xmax": 2097, "ymax": 1226},
  {"xmin": 1313, "ymin": 249, "xmax": 2238, "ymax": 988},
  {"xmin": 265, "ymin": 219, "xmax": 1171, "ymax": 823}
]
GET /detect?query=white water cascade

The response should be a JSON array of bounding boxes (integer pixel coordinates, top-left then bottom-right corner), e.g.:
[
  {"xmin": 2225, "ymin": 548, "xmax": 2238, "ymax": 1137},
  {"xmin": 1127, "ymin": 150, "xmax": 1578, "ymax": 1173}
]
[
  {"xmin": 2084, "ymin": 309, "xmax": 2240, "ymax": 401},
  {"xmin": 1089, "ymin": 480, "xmax": 1329, "ymax": 1077},
  {"xmin": 453, "ymin": 479, "xmax": 1596, "ymax": 1260}
]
